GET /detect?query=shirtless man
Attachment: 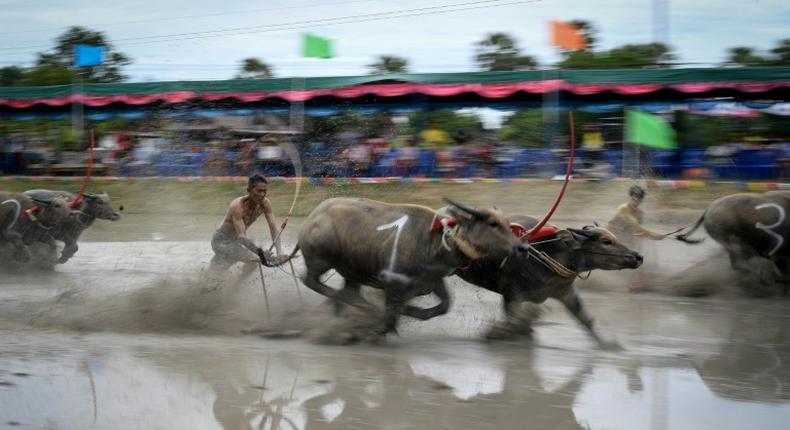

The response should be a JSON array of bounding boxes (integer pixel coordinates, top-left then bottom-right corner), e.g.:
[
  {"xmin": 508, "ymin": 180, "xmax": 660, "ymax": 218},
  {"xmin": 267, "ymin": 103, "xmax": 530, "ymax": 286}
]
[{"xmin": 209, "ymin": 174, "xmax": 282, "ymax": 277}]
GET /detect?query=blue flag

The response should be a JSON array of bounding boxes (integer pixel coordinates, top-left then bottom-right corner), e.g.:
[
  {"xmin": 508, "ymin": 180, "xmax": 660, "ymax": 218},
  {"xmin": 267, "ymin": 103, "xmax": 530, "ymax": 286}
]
[{"xmin": 74, "ymin": 44, "xmax": 104, "ymax": 67}]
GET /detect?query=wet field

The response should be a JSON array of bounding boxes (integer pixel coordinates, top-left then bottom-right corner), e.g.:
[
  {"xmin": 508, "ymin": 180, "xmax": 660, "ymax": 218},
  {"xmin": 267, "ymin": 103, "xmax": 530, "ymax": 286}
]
[
  {"xmin": 1, "ymin": 182, "xmax": 789, "ymax": 429},
  {"xmin": 2, "ymin": 236, "xmax": 790, "ymax": 429}
]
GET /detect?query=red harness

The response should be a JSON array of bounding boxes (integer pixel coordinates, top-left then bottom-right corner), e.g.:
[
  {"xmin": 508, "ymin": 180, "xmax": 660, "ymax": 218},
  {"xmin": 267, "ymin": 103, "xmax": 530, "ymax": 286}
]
[
  {"xmin": 430, "ymin": 214, "xmax": 457, "ymax": 231},
  {"xmin": 19, "ymin": 206, "xmax": 39, "ymax": 219},
  {"xmin": 511, "ymin": 223, "xmax": 557, "ymax": 242}
]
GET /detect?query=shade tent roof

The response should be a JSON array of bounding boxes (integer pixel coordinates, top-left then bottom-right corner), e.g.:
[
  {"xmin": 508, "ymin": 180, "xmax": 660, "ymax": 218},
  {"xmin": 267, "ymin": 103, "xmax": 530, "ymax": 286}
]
[{"xmin": 1, "ymin": 67, "xmax": 789, "ymax": 110}]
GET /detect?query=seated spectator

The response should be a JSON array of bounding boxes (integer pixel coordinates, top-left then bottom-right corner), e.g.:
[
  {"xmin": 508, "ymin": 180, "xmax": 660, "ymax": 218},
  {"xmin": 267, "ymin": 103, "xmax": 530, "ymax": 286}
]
[
  {"xmin": 435, "ymin": 146, "xmax": 459, "ymax": 177},
  {"xmin": 204, "ymin": 147, "xmax": 229, "ymax": 176},
  {"xmin": 394, "ymin": 138, "xmax": 418, "ymax": 176},
  {"xmin": 348, "ymin": 139, "xmax": 372, "ymax": 176}
]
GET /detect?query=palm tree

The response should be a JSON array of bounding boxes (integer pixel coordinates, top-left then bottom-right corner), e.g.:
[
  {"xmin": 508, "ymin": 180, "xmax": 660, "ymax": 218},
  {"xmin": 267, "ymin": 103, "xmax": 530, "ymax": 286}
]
[
  {"xmin": 475, "ymin": 33, "xmax": 537, "ymax": 71},
  {"xmin": 725, "ymin": 47, "xmax": 767, "ymax": 66},
  {"xmin": 235, "ymin": 58, "xmax": 273, "ymax": 79},
  {"xmin": 367, "ymin": 55, "xmax": 409, "ymax": 74}
]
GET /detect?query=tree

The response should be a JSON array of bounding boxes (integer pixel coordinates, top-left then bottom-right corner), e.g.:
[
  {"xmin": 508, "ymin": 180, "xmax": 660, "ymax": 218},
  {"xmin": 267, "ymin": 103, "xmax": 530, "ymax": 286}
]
[
  {"xmin": 558, "ymin": 42, "xmax": 674, "ymax": 69},
  {"xmin": 407, "ymin": 110, "xmax": 483, "ymax": 142},
  {"xmin": 724, "ymin": 39, "xmax": 790, "ymax": 66},
  {"xmin": 769, "ymin": 39, "xmax": 790, "ymax": 65},
  {"xmin": 725, "ymin": 47, "xmax": 768, "ymax": 66},
  {"xmin": 0, "ymin": 66, "xmax": 24, "ymax": 86},
  {"xmin": 35, "ymin": 26, "xmax": 131, "ymax": 83},
  {"xmin": 235, "ymin": 58, "xmax": 274, "ymax": 79},
  {"xmin": 475, "ymin": 33, "xmax": 538, "ymax": 71},
  {"xmin": 568, "ymin": 20, "xmax": 597, "ymax": 50},
  {"xmin": 497, "ymin": 110, "xmax": 546, "ymax": 146},
  {"xmin": 367, "ymin": 55, "xmax": 409, "ymax": 74},
  {"xmin": 0, "ymin": 27, "xmax": 131, "ymax": 86}
]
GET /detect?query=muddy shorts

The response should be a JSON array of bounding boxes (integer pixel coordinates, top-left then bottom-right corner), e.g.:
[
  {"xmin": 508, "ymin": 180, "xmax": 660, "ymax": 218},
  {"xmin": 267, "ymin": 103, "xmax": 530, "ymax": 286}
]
[{"xmin": 211, "ymin": 229, "xmax": 256, "ymax": 262}]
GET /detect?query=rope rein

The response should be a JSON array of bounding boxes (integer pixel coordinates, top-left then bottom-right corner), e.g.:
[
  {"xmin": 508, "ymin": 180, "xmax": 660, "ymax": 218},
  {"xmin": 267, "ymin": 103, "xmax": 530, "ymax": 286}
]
[
  {"xmin": 440, "ymin": 218, "xmax": 482, "ymax": 261},
  {"xmin": 525, "ymin": 245, "xmax": 579, "ymax": 279}
]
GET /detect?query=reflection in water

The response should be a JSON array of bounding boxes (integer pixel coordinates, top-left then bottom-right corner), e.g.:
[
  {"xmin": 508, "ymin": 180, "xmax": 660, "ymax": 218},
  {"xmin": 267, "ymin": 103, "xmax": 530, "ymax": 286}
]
[
  {"xmin": 2, "ymin": 295, "xmax": 790, "ymax": 429},
  {"xmin": 694, "ymin": 309, "xmax": 790, "ymax": 404}
]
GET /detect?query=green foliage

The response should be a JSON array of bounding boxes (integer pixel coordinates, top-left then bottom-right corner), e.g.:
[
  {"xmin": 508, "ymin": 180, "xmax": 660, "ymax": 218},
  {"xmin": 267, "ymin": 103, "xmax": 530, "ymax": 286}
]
[
  {"xmin": 726, "ymin": 39, "xmax": 790, "ymax": 66},
  {"xmin": 0, "ymin": 66, "xmax": 25, "ymax": 86},
  {"xmin": 37, "ymin": 26, "xmax": 131, "ymax": 83},
  {"xmin": 770, "ymin": 39, "xmax": 790, "ymax": 65},
  {"xmin": 498, "ymin": 110, "xmax": 546, "ymax": 146},
  {"xmin": 678, "ymin": 111, "xmax": 789, "ymax": 146},
  {"xmin": 305, "ymin": 112, "xmax": 393, "ymax": 140},
  {"xmin": 407, "ymin": 110, "xmax": 482, "ymax": 141},
  {"xmin": 235, "ymin": 58, "xmax": 274, "ymax": 79},
  {"xmin": 367, "ymin": 55, "xmax": 409, "ymax": 74},
  {"xmin": 475, "ymin": 33, "xmax": 538, "ymax": 71},
  {"xmin": 568, "ymin": 20, "xmax": 597, "ymax": 50},
  {"xmin": 0, "ymin": 26, "xmax": 131, "ymax": 86},
  {"xmin": 559, "ymin": 43, "xmax": 674, "ymax": 69},
  {"xmin": 725, "ymin": 47, "xmax": 769, "ymax": 66}
]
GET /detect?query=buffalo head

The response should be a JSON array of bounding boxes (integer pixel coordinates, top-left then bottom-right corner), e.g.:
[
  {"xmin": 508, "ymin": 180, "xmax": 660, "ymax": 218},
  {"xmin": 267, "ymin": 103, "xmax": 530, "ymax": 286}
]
[
  {"xmin": 83, "ymin": 192, "xmax": 121, "ymax": 221},
  {"xmin": 565, "ymin": 226, "xmax": 643, "ymax": 270},
  {"xmin": 443, "ymin": 198, "xmax": 522, "ymax": 261}
]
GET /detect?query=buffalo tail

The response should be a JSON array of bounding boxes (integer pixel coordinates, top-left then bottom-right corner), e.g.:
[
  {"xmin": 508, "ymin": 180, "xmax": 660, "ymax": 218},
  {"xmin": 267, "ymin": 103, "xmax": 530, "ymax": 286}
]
[
  {"xmin": 260, "ymin": 244, "xmax": 301, "ymax": 267},
  {"xmin": 676, "ymin": 211, "xmax": 706, "ymax": 244}
]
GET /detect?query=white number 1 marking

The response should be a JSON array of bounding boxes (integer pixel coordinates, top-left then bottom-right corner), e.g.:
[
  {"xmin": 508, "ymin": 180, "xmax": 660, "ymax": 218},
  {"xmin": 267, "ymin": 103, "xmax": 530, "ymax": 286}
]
[
  {"xmin": 1, "ymin": 199, "xmax": 21, "ymax": 229},
  {"xmin": 755, "ymin": 203, "xmax": 785, "ymax": 256},
  {"xmin": 377, "ymin": 215, "xmax": 409, "ymax": 272}
]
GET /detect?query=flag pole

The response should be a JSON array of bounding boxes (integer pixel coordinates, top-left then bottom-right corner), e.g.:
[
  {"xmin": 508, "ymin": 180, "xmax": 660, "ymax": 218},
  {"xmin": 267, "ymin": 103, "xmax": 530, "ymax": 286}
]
[{"xmin": 71, "ymin": 67, "xmax": 84, "ymax": 153}]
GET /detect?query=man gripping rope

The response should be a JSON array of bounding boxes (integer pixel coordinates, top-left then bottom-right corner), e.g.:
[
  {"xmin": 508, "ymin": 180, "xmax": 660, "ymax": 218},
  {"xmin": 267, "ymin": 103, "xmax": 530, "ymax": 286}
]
[
  {"xmin": 209, "ymin": 174, "xmax": 283, "ymax": 278},
  {"xmin": 607, "ymin": 185, "xmax": 665, "ymax": 246}
]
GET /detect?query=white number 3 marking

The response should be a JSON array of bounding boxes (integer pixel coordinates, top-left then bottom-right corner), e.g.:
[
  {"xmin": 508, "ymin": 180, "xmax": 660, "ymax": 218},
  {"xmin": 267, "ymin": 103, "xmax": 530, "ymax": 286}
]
[
  {"xmin": 377, "ymin": 215, "xmax": 409, "ymax": 272},
  {"xmin": 755, "ymin": 203, "xmax": 785, "ymax": 256}
]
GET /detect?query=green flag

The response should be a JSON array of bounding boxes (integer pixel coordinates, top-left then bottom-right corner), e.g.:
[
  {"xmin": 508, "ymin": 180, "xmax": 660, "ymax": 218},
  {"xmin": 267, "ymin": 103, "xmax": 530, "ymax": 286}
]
[
  {"xmin": 625, "ymin": 110, "xmax": 677, "ymax": 149},
  {"xmin": 302, "ymin": 33, "xmax": 334, "ymax": 59}
]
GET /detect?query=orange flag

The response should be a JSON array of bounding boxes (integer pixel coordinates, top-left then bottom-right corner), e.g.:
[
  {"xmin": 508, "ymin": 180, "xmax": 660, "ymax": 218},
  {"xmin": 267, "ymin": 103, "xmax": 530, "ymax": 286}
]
[{"xmin": 550, "ymin": 20, "xmax": 586, "ymax": 50}]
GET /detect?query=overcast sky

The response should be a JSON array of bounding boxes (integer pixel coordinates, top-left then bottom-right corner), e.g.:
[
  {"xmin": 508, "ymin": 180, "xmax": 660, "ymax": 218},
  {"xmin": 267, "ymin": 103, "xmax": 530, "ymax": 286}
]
[{"xmin": 0, "ymin": 0, "xmax": 788, "ymax": 82}]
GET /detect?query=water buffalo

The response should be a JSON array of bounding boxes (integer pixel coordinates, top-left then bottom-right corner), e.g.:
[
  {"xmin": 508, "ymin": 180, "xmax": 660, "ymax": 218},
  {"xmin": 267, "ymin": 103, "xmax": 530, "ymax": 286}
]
[
  {"xmin": 0, "ymin": 191, "xmax": 73, "ymax": 263},
  {"xmin": 292, "ymin": 197, "xmax": 523, "ymax": 341},
  {"xmin": 23, "ymin": 190, "xmax": 121, "ymax": 264},
  {"xmin": 450, "ymin": 214, "xmax": 643, "ymax": 348},
  {"xmin": 677, "ymin": 191, "xmax": 790, "ymax": 296}
]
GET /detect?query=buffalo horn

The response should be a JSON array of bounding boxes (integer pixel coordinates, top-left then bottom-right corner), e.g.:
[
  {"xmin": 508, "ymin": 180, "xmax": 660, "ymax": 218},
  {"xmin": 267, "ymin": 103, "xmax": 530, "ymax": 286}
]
[
  {"xmin": 443, "ymin": 198, "xmax": 487, "ymax": 219},
  {"xmin": 567, "ymin": 227, "xmax": 595, "ymax": 238},
  {"xmin": 29, "ymin": 196, "xmax": 52, "ymax": 205}
]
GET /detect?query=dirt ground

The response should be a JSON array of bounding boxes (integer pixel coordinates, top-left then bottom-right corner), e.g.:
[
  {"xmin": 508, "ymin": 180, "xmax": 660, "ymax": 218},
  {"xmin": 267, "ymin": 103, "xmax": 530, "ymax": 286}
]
[{"xmin": 1, "ymin": 179, "xmax": 789, "ymax": 429}]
